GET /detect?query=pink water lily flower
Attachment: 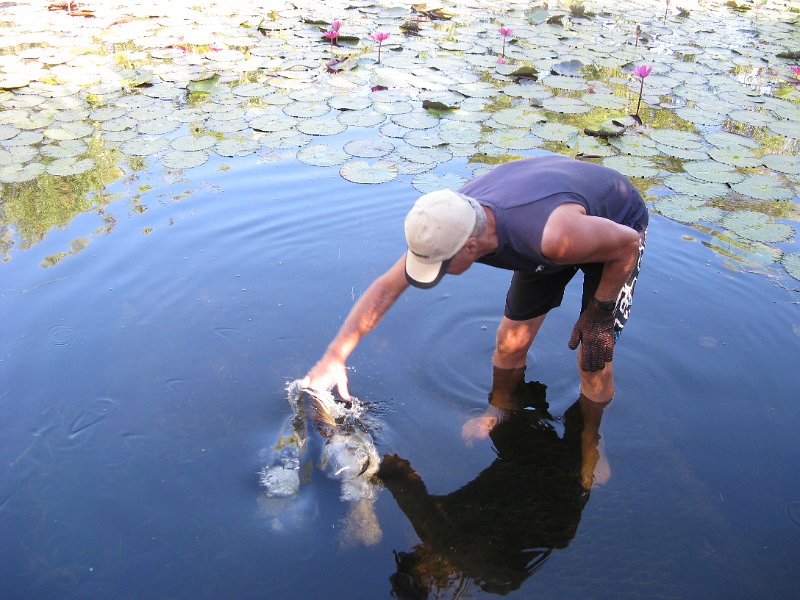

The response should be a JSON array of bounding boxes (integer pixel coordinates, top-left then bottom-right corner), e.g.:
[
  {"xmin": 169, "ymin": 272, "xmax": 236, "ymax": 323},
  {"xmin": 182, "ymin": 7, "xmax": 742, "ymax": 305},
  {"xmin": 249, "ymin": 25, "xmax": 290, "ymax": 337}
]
[
  {"xmin": 370, "ymin": 31, "xmax": 390, "ymax": 64},
  {"xmin": 791, "ymin": 66, "xmax": 800, "ymax": 76},
  {"xmin": 331, "ymin": 20, "xmax": 341, "ymax": 32},
  {"xmin": 498, "ymin": 26, "xmax": 513, "ymax": 58},
  {"xmin": 633, "ymin": 64, "xmax": 653, "ymax": 118},
  {"xmin": 323, "ymin": 29, "xmax": 339, "ymax": 48}
]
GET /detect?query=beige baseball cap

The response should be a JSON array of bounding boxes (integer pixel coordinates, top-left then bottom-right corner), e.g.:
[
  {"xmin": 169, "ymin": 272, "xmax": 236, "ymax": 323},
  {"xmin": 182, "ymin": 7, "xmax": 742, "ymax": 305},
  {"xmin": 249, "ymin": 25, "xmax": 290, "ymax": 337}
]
[{"xmin": 404, "ymin": 189, "xmax": 477, "ymax": 288}]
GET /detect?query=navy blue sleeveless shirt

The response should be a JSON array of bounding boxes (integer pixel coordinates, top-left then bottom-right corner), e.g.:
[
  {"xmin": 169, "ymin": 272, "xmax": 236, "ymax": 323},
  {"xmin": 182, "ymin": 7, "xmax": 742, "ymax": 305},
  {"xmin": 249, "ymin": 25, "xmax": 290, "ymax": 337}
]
[{"xmin": 458, "ymin": 155, "xmax": 648, "ymax": 275}]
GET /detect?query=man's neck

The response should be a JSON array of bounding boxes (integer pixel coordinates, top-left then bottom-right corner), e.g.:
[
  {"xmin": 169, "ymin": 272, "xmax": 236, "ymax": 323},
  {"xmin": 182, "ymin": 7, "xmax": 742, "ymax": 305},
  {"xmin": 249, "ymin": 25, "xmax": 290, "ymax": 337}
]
[{"xmin": 480, "ymin": 205, "xmax": 499, "ymax": 254}]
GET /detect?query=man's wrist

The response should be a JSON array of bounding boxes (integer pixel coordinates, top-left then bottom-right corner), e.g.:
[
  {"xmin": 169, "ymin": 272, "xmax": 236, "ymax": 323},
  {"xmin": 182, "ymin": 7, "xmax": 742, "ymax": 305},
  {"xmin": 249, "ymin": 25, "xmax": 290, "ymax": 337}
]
[{"xmin": 591, "ymin": 296, "xmax": 616, "ymax": 312}]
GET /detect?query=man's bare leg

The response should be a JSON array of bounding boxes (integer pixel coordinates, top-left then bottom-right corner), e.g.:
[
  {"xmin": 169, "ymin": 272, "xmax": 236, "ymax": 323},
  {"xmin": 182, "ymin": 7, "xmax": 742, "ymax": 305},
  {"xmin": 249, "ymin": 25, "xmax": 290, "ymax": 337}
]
[{"xmin": 492, "ymin": 314, "xmax": 546, "ymax": 369}]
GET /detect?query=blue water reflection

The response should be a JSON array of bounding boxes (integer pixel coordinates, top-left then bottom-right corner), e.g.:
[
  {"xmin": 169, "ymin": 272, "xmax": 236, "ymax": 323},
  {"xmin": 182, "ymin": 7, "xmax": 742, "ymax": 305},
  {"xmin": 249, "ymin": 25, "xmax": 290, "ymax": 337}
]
[{"xmin": 1, "ymin": 151, "xmax": 799, "ymax": 598}]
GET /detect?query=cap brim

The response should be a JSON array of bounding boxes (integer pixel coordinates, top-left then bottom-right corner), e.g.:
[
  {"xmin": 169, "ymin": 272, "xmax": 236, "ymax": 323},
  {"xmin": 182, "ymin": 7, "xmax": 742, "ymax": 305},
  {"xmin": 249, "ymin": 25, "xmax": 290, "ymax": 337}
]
[{"xmin": 405, "ymin": 252, "xmax": 451, "ymax": 289}]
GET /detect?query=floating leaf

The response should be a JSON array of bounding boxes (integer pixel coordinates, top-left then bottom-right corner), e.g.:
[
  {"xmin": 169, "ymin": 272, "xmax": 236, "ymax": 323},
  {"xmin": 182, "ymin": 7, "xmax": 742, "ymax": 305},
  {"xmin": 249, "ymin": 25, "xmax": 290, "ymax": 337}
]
[
  {"xmin": 339, "ymin": 160, "xmax": 398, "ymax": 184},
  {"xmin": 761, "ymin": 154, "xmax": 800, "ymax": 175},
  {"xmin": 296, "ymin": 144, "xmax": 350, "ymax": 167},
  {"xmin": 722, "ymin": 211, "xmax": 794, "ymax": 243},
  {"xmin": 0, "ymin": 162, "xmax": 44, "ymax": 183},
  {"xmin": 45, "ymin": 157, "xmax": 95, "ymax": 176},
  {"xmin": 781, "ymin": 253, "xmax": 800, "ymax": 282},
  {"xmin": 485, "ymin": 129, "xmax": 542, "ymax": 150},
  {"xmin": 343, "ymin": 139, "xmax": 394, "ymax": 158},
  {"xmin": 295, "ymin": 119, "xmax": 347, "ymax": 136},
  {"xmin": 119, "ymin": 136, "xmax": 169, "ymax": 156},
  {"xmin": 602, "ymin": 155, "xmax": 659, "ymax": 178},
  {"xmin": 411, "ymin": 172, "xmax": 469, "ymax": 194},
  {"xmin": 215, "ymin": 139, "xmax": 260, "ymax": 157},
  {"xmin": 172, "ymin": 135, "xmax": 217, "ymax": 152},
  {"xmin": 731, "ymin": 175, "xmax": 796, "ymax": 201},
  {"xmin": 652, "ymin": 195, "xmax": 724, "ymax": 225},
  {"xmin": 161, "ymin": 150, "xmax": 209, "ymax": 169},
  {"xmin": 683, "ymin": 160, "xmax": 745, "ymax": 184},
  {"xmin": 707, "ymin": 146, "xmax": 761, "ymax": 168},
  {"xmin": 648, "ymin": 129, "xmax": 704, "ymax": 149},
  {"xmin": 530, "ymin": 122, "xmax": 581, "ymax": 142}
]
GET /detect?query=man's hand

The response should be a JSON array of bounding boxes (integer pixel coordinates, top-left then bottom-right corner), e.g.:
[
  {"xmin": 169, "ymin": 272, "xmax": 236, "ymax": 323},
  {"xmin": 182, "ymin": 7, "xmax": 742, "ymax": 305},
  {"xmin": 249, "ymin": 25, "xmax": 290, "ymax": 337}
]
[
  {"xmin": 461, "ymin": 405, "xmax": 506, "ymax": 446},
  {"xmin": 302, "ymin": 353, "xmax": 351, "ymax": 401},
  {"xmin": 568, "ymin": 299, "xmax": 615, "ymax": 371}
]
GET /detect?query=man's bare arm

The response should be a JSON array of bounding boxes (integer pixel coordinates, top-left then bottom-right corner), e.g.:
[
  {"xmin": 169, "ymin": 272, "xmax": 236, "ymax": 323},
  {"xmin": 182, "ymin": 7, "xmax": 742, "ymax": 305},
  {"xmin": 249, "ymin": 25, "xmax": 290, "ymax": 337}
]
[
  {"xmin": 541, "ymin": 203, "xmax": 642, "ymax": 301},
  {"xmin": 304, "ymin": 255, "xmax": 410, "ymax": 399}
]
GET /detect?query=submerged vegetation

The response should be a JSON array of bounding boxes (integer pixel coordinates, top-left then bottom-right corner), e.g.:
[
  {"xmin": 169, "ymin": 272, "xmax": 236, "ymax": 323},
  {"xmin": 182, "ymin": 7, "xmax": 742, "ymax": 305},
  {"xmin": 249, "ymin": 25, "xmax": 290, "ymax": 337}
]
[{"xmin": 0, "ymin": 0, "xmax": 798, "ymax": 279}]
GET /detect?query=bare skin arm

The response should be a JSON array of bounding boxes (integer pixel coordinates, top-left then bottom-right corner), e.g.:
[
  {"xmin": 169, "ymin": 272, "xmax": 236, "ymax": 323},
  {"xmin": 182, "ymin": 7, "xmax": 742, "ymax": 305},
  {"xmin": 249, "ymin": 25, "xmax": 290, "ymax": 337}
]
[
  {"xmin": 303, "ymin": 255, "xmax": 410, "ymax": 400},
  {"xmin": 541, "ymin": 202, "xmax": 642, "ymax": 301}
]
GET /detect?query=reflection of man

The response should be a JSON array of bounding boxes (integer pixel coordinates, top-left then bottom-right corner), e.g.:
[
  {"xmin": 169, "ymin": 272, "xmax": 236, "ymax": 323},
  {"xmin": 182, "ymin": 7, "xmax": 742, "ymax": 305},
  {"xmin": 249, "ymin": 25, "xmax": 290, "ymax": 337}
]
[
  {"xmin": 380, "ymin": 370, "xmax": 609, "ymax": 598},
  {"xmin": 304, "ymin": 155, "xmax": 648, "ymax": 406}
]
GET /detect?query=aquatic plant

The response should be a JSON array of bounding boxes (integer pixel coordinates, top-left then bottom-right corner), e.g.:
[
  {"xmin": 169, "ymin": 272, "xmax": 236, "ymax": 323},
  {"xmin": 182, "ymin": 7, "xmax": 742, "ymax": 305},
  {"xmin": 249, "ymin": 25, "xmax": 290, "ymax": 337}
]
[
  {"xmin": 370, "ymin": 31, "xmax": 390, "ymax": 64},
  {"xmin": 498, "ymin": 26, "xmax": 513, "ymax": 59},
  {"xmin": 323, "ymin": 29, "xmax": 339, "ymax": 47},
  {"xmin": 633, "ymin": 64, "xmax": 652, "ymax": 119}
]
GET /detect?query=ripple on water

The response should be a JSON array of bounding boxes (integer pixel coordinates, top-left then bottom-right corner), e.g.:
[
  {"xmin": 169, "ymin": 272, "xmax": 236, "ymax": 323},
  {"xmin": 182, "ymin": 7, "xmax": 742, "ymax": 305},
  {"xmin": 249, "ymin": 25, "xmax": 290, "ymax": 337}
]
[
  {"xmin": 787, "ymin": 501, "xmax": 800, "ymax": 529},
  {"xmin": 48, "ymin": 325, "xmax": 78, "ymax": 346}
]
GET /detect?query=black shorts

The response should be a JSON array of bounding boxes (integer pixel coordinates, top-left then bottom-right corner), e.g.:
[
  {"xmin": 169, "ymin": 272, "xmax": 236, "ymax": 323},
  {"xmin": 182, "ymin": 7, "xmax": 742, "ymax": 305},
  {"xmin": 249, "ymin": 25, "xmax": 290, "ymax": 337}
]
[{"xmin": 504, "ymin": 230, "xmax": 646, "ymax": 339}]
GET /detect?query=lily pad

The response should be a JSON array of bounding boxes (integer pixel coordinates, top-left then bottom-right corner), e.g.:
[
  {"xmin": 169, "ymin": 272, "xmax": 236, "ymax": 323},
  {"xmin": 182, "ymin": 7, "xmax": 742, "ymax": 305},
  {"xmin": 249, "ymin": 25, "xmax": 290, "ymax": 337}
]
[
  {"xmin": 722, "ymin": 211, "xmax": 794, "ymax": 243},
  {"xmin": 438, "ymin": 120, "xmax": 482, "ymax": 145},
  {"xmin": 707, "ymin": 146, "xmax": 761, "ymax": 168},
  {"xmin": 541, "ymin": 96, "xmax": 591, "ymax": 114},
  {"xmin": 45, "ymin": 157, "xmax": 95, "ymax": 176},
  {"xmin": 411, "ymin": 172, "xmax": 469, "ymax": 194},
  {"xmin": 683, "ymin": 160, "xmax": 745, "ymax": 184},
  {"xmin": 0, "ymin": 162, "xmax": 44, "ymax": 183},
  {"xmin": 337, "ymin": 110, "xmax": 386, "ymax": 128},
  {"xmin": 781, "ymin": 253, "xmax": 800, "ymax": 282},
  {"xmin": 339, "ymin": 160, "xmax": 398, "ymax": 184},
  {"xmin": 172, "ymin": 135, "xmax": 217, "ymax": 152},
  {"xmin": 731, "ymin": 175, "xmax": 796, "ymax": 201},
  {"xmin": 652, "ymin": 194, "xmax": 724, "ymax": 225},
  {"xmin": 343, "ymin": 139, "xmax": 395, "ymax": 158},
  {"xmin": 761, "ymin": 154, "xmax": 800, "ymax": 175},
  {"xmin": 215, "ymin": 139, "xmax": 260, "ymax": 157},
  {"xmin": 530, "ymin": 122, "xmax": 581, "ymax": 142},
  {"xmin": 296, "ymin": 144, "xmax": 350, "ymax": 167},
  {"xmin": 119, "ymin": 136, "xmax": 170, "ymax": 156},
  {"xmin": 161, "ymin": 150, "xmax": 210, "ymax": 169},
  {"xmin": 602, "ymin": 155, "xmax": 660, "ymax": 178},
  {"xmin": 648, "ymin": 129, "xmax": 704, "ymax": 149},
  {"xmin": 295, "ymin": 119, "xmax": 347, "ymax": 136},
  {"xmin": 485, "ymin": 129, "xmax": 542, "ymax": 150}
]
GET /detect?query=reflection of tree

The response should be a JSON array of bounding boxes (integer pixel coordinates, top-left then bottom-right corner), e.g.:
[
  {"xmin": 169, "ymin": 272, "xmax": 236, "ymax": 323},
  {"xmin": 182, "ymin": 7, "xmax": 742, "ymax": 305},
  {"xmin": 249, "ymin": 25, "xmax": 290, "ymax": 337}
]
[
  {"xmin": 0, "ymin": 136, "xmax": 123, "ymax": 254},
  {"xmin": 380, "ymin": 376, "xmax": 607, "ymax": 598}
]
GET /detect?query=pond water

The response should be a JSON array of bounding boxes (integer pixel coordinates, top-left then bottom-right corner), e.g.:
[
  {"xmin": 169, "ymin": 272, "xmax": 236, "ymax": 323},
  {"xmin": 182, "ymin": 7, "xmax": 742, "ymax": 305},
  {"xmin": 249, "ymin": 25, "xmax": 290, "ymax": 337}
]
[{"xmin": 1, "ymin": 1, "xmax": 799, "ymax": 599}]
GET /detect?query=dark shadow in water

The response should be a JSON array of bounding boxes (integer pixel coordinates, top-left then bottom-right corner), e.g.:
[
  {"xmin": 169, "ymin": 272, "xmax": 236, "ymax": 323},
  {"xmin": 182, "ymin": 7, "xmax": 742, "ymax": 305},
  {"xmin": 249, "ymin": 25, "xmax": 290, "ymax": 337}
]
[{"xmin": 379, "ymin": 369, "xmax": 608, "ymax": 598}]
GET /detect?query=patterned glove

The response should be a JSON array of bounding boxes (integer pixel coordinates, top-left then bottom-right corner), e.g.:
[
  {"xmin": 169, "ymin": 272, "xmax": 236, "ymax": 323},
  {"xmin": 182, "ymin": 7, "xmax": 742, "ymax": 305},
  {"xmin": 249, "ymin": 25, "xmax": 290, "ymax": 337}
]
[{"xmin": 568, "ymin": 298, "xmax": 615, "ymax": 372}]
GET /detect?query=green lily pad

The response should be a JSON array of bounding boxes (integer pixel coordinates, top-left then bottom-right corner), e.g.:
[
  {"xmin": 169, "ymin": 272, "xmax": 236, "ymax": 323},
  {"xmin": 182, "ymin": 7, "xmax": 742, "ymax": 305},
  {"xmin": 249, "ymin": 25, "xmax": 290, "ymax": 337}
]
[
  {"xmin": 761, "ymin": 154, "xmax": 800, "ymax": 175},
  {"xmin": 568, "ymin": 135, "xmax": 616, "ymax": 158},
  {"xmin": 728, "ymin": 109, "xmax": 772, "ymax": 127},
  {"xmin": 491, "ymin": 108, "xmax": 546, "ymax": 128},
  {"xmin": 43, "ymin": 121, "xmax": 94, "ymax": 140},
  {"xmin": 766, "ymin": 120, "xmax": 800, "ymax": 139},
  {"xmin": 392, "ymin": 112, "xmax": 440, "ymax": 130},
  {"xmin": 581, "ymin": 92, "xmax": 629, "ymax": 109},
  {"xmin": 161, "ymin": 150, "xmax": 210, "ymax": 169},
  {"xmin": 731, "ymin": 175, "xmax": 796, "ymax": 201},
  {"xmin": 119, "ymin": 136, "xmax": 170, "ymax": 156},
  {"xmin": 172, "ymin": 135, "xmax": 217, "ymax": 152},
  {"xmin": 704, "ymin": 131, "xmax": 760, "ymax": 149},
  {"xmin": 722, "ymin": 211, "xmax": 794, "ymax": 243},
  {"xmin": 530, "ymin": 122, "xmax": 581, "ymax": 142},
  {"xmin": 283, "ymin": 102, "xmax": 331, "ymax": 119},
  {"xmin": 343, "ymin": 139, "xmax": 395, "ymax": 158},
  {"xmin": 655, "ymin": 143, "xmax": 708, "ymax": 161},
  {"xmin": 602, "ymin": 155, "xmax": 660, "ymax": 178},
  {"xmin": 337, "ymin": 110, "xmax": 386, "ymax": 128},
  {"xmin": 683, "ymin": 160, "xmax": 745, "ymax": 184},
  {"xmin": 138, "ymin": 119, "xmax": 181, "ymax": 135},
  {"xmin": 652, "ymin": 194, "xmax": 724, "ymax": 225},
  {"xmin": 295, "ymin": 119, "xmax": 347, "ymax": 136},
  {"xmin": 45, "ymin": 157, "xmax": 95, "ymax": 176},
  {"xmin": 395, "ymin": 145, "xmax": 452, "ymax": 165},
  {"xmin": 403, "ymin": 129, "xmax": 445, "ymax": 148},
  {"xmin": 215, "ymin": 138, "xmax": 260, "ymax": 157},
  {"xmin": 0, "ymin": 162, "xmax": 44, "ymax": 183},
  {"xmin": 329, "ymin": 95, "xmax": 372, "ymax": 111},
  {"xmin": 41, "ymin": 139, "xmax": 88, "ymax": 159},
  {"xmin": 339, "ymin": 160, "xmax": 398, "ymax": 184},
  {"xmin": 411, "ymin": 172, "xmax": 469, "ymax": 194},
  {"xmin": 781, "ymin": 253, "xmax": 800, "ymax": 282},
  {"xmin": 707, "ymin": 146, "xmax": 761, "ymax": 168},
  {"xmin": 485, "ymin": 129, "xmax": 543, "ymax": 150},
  {"xmin": 609, "ymin": 136, "xmax": 660, "ymax": 157},
  {"xmin": 296, "ymin": 144, "xmax": 350, "ymax": 167},
  {"xmin": 250, "ymin": 114, "xmax": 298, "ymax": 133},
  {"xmin": 648, "ymin": 129, "xmax": 704, "ymax": 149},
  {"xmin": 438, "ymin": 120, "xmax": 482, "ymax": 144},
  {"xmin": 541, "ymin": 96, "xmax": 591, "ymax": 114}
]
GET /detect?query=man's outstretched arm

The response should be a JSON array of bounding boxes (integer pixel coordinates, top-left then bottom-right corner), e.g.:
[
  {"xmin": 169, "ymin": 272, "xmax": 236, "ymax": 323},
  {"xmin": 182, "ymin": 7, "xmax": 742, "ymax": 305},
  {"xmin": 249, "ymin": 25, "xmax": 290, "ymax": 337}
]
[{"xmin": 303, "ymin": 255, "xmax": 410, "ymax": 400}]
